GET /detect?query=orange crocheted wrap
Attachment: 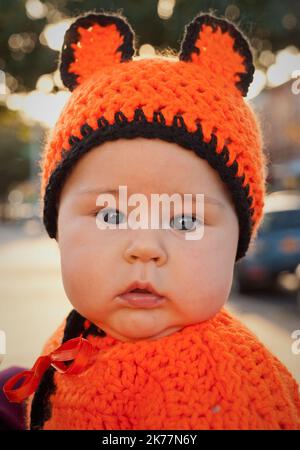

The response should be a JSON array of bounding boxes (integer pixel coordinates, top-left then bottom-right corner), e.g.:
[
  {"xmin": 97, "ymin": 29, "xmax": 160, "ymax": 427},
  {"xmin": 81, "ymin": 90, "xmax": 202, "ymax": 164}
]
[
  {"xmin": 25, "ymin": 308, "xmax": 300, "ymax": 430},
  {"xmin": 39, "ymin": 11, "xmax": 268, "ymax": 261}
]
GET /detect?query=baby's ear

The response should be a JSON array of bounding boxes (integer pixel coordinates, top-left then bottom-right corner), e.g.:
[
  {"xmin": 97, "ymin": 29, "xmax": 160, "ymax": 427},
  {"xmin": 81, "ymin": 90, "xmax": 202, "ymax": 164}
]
[
  {"xmin": 179, "ymin": 12, "xmax": 254, "ymax": 96},
  {"xmin": 60, "ymin": 12, "xmax": 136, "ymax": 91}
]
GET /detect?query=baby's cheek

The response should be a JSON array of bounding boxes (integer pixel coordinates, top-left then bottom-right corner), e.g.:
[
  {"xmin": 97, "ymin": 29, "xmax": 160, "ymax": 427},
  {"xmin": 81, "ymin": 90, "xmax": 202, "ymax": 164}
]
[
  {"xmin": 59, "ymin": 242, "xmax": 93, "ymax": 300},
  {"xmin": 60, "ymin": 253, "xmax": 85, "ymax": 307},
  {"xmin": 59, "ymin": 243, "xmax": 117, "ymax": 313},
  {"xmin": 178, "ymin": 243, "xmax": 232, "ymax": 314}
]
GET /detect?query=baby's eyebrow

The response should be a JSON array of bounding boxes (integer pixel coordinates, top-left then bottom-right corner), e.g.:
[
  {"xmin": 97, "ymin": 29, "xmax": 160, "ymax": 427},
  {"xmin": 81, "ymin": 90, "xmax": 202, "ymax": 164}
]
[{"xmin": 75, "ymin": 187, "xmax": 225, "ymax": 208}]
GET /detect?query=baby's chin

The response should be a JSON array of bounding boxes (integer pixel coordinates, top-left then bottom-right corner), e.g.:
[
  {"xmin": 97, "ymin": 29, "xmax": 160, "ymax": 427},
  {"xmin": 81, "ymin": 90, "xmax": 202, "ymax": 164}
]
[{"xmin": 98, "ymin": 321, "xmax": 183, "ymax": 342}]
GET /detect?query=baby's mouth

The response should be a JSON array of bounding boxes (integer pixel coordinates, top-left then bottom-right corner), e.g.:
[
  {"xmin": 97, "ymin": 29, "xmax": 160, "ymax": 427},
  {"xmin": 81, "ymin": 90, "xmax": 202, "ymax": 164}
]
[
  {"xmin": 130, "ymin": 288, "xmax": 151, "ymax": 294},
  {"xmin": 122, "ymin": 287, "xmax": 162, "ymax": 299},
  {"xmin": 117, "ymin": 285, "xmax": 165, "ymax": 308}
]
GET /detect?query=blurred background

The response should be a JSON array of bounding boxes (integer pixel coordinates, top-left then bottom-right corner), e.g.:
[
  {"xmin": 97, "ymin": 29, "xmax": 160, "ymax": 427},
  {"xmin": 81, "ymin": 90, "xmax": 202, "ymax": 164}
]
[{"xmin": 0, "ymin": 1, "xmax": 299, "ymax": 383}]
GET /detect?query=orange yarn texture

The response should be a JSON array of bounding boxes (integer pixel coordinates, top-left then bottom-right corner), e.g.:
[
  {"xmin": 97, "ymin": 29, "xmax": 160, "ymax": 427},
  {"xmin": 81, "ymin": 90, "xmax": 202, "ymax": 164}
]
[
  {"xmin": 39, "ymin": 11, "xmax": 267, "ymax": 246},
  {"xmin": 25, "ymin": 308, "xmax": 300, "ymax": 430}
]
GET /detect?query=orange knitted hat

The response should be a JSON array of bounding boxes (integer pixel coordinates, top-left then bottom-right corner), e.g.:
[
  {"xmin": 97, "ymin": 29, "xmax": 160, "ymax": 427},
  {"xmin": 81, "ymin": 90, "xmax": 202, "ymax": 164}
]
[{"xmin": 40, "ymin": 10, "xmax": 267, "ymax": 261}]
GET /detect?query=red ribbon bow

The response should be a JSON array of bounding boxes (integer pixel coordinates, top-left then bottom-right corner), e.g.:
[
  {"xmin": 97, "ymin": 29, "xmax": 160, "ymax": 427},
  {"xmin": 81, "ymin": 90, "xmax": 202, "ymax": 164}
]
[{"xmin": 3, "ymin": 337, "xmax": 94, "ymax": 403}]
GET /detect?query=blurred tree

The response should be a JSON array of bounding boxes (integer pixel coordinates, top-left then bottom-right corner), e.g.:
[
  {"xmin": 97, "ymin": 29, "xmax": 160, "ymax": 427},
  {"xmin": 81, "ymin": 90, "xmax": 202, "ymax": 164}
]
[
  {"xmin": 0, "ymin": 0, "xmax": 58, "ymax": 92},
  {"xmin": 0, "ymin": 0, "xmax": 299, "ymax": 93},
  {"xmin": 0, "ymin": 106, "xmax": 30, "ymax": 202},
  {"xmin": 0, "ymin": 0, "xmax": 299, "ymax": 201}
]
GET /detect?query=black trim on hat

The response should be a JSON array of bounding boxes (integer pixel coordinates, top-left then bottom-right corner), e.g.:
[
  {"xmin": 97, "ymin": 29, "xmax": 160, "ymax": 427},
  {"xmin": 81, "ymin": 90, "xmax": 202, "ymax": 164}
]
[
  {"xmin": 30, "ymin": 310, "xmax": 105, "ymax": 430},
  {"xmin": 42, "ymin": 108, "xmax": 254, "ymax": 262},
  {"xmin": 60, "ymin": 12, "xmax": 136, "ymax": 91},
  {"xmin": 179, "ymin": 13, "xmax": 254, "ymax": 97}
]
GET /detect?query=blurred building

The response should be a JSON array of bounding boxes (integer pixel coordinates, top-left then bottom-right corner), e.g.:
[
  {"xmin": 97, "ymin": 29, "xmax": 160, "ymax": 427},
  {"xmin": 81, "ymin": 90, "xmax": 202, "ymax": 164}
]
[{"xmin": 253, "ymin": 78, "xmax": 300, "ymax": 190}]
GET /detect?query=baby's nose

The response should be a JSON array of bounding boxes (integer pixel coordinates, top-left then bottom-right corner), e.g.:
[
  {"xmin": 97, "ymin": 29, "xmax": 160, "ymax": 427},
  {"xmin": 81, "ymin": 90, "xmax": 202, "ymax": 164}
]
[{"xmin": 124, "ymin": 233, "xmax": 167, "ymax": 266}]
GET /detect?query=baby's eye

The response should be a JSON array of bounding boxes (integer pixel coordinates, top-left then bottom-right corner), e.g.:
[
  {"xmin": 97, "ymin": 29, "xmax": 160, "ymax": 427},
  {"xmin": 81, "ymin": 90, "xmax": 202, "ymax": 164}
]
[
  {"xmin": 93, "ymin": 209, "xmax": 202, "ymax": 231},
  {"xmin": 94, "ymin": 208, "xmax": 125, "ymax": 225},
  {"xmin": 170, "ymin": 214, "xmax": 202, "ymax": 232}
]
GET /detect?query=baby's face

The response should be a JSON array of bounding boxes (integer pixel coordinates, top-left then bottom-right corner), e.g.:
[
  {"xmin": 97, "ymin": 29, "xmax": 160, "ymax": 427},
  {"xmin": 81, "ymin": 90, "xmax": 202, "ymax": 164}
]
[{"xmin": 57, "ymin": 138, "xmax": 239, "ymax": 341}]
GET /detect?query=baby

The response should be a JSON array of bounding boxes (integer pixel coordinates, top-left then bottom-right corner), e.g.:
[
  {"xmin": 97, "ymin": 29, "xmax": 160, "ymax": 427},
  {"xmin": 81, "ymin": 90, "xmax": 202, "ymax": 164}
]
[{"xmin": 3, "ymin": 11, "xmax": 300, "ymax": 430}]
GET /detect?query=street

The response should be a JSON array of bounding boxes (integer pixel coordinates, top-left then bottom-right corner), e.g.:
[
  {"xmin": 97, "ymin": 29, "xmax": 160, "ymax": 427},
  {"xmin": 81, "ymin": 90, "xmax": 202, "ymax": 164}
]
[{"xmin": 0, "ymin": 221, "xmax": 299, "ymax": 384}]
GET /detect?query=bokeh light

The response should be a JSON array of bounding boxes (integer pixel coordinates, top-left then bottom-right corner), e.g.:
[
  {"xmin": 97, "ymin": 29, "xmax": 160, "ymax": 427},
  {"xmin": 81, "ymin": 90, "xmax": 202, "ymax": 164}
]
[
  {"xmin": 266, "ymin": 46, "xmax": 300, "ymax": 87},
  {"xmin": 157, "ymin": 0, "xmax": 176, "ymax": 20},
  {"xmin": 138, "ymin": 44, "xmax": 156, "ymax": 58},
  {"xmin": 25, "ymin": 0, "xmax": 48, "ymax": 20},
  {"xmin": 42, "ymin": 19, "xmax": 73, "ymax": 51},
  {"xmin": 36, "ymin": 74, "xmax": 54, "ymax": 93},
  {"xmin": 247, "ymin": 69, "xmax": 267, "ymax": 100}
]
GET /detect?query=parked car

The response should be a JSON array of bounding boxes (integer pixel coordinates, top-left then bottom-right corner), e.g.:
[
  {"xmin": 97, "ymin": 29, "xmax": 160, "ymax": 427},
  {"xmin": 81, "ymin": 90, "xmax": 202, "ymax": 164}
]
[{"xmin": 235, "ymin": 190, "xmax": 300, "ymax": 294}]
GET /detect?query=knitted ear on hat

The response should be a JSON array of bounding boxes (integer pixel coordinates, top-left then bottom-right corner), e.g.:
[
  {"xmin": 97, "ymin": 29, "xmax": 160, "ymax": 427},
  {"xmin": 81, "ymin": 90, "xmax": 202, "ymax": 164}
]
[
  {"xmin": 179, "ymin": 13, "xmax": 254, "ymax": 97},
  {"xmin": 60, "ymin": 12, "xmax": 136, "ymax": 91}
]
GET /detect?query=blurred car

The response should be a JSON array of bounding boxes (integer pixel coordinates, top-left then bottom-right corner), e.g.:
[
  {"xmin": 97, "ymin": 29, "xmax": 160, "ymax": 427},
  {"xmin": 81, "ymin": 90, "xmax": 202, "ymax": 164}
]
[{"xmin": 235, "ymin": 190, "xmax": 300, "ymax": 294}]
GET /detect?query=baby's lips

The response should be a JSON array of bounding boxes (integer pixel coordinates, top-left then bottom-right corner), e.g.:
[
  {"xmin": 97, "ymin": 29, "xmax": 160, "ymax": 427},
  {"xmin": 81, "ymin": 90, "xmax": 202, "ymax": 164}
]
[{"xmin": 121, "ymin": 280, "xmax": 162, "ymax": 298}]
